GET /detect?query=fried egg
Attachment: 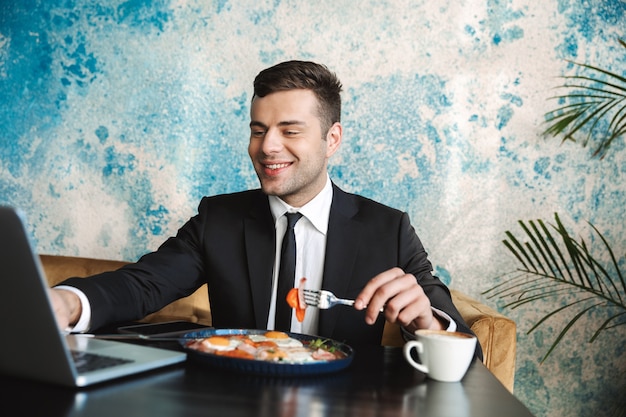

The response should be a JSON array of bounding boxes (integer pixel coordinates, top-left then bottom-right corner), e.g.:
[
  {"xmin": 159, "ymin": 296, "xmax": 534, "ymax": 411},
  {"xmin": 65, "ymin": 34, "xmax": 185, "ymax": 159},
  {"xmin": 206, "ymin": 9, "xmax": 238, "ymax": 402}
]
[
  {"xmin": 263, "ymin": 331, "xmax": 289, "ymax": 339},
  {"xmin": 248, "ymin": 332, "xmax": 304, "ymax": 348},
  {"xmin": 200, "ymin": 335, "xmax": 241, "ymax": 351}
]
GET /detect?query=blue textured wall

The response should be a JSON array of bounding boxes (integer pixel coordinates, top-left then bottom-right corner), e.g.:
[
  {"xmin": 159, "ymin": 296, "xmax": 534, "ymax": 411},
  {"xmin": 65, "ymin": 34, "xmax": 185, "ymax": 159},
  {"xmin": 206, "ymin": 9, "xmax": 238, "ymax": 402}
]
[{"xmin": 1, "ymin": 1, "xmax": 625, "ymax": 415}]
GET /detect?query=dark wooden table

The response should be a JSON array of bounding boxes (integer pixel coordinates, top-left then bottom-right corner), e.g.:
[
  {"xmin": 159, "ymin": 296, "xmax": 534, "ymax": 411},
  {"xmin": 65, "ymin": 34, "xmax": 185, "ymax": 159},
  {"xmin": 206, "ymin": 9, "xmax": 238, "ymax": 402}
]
[{"xmin": 1, "ymin": 343, "xmax": 533, "ymax": 417}]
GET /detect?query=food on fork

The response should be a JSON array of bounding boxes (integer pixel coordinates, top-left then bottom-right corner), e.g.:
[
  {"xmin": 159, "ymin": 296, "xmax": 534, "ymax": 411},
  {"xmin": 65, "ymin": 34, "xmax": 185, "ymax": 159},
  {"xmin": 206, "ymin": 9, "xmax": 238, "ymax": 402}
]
[{"xmin": 286, "ymin": 277, "xmax": 308, "ymax": 322}]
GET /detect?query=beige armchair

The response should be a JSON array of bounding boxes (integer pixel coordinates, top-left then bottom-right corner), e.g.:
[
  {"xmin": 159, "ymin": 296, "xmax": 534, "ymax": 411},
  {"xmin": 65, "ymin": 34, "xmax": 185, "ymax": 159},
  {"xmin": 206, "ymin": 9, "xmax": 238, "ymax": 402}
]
[{"xmin": 40, "ymin": 254, "xmax": 516, "ymax": 392}]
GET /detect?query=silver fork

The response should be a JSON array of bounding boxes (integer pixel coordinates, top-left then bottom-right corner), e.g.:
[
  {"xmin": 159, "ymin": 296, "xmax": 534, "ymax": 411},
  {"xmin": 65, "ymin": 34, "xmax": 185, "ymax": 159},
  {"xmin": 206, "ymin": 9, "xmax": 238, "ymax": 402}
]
[
  {"xmin": 302, "ymin": 289, "xmax": 355, "ymax": 309},
  {"xmin": 303, "ymin": 289, "xmax": 384, "ymax": 312}
]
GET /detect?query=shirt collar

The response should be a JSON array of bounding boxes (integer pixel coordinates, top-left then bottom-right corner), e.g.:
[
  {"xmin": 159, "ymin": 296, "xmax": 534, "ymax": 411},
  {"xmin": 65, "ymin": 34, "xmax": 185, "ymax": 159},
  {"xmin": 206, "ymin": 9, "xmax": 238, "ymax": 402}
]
[{"xmin": 269, "ymin": 174, "xmax": 333, "ymax": 235}]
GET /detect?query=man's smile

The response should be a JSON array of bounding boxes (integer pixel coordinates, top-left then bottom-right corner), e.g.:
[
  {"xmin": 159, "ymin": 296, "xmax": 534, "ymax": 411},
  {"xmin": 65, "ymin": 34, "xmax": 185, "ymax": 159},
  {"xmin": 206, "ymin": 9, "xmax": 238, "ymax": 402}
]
[{"xmin": 265, "ymin": 162, "xmax": 292, "ymax": 170}]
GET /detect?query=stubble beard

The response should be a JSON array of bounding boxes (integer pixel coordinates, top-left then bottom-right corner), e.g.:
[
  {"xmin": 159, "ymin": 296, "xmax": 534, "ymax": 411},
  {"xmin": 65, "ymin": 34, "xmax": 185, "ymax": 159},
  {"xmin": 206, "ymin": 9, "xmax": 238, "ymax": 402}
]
[{"xmin": 257, "ymin": 160, "xmax": 327, "ymax": 206}]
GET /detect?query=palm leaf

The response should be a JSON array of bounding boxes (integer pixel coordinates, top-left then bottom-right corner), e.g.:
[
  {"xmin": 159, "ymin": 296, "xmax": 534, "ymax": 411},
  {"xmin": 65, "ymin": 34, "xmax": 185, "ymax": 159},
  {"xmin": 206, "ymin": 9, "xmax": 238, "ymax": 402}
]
[
  {"xmin": 543, "ymin": 38, "xmax": 626, "ymax": 159},
  {"xmin": 483, "ymin": 213, "xmax": 626, "ymax": 362},
  {"xmin": 539, "ymin": 303, "xmax": 604, "ymax": 363},
  {"xmin": 591, "ymin": 311, "xmax": 626, "ymax": 342}
]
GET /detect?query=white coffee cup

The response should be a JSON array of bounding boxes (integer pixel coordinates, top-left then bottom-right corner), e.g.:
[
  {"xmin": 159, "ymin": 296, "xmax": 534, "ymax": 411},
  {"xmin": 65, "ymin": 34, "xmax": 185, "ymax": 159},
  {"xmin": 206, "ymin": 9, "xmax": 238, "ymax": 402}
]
[{"xmin": 403, "ymin": 329, "xmax": 477, "ymax": 382}]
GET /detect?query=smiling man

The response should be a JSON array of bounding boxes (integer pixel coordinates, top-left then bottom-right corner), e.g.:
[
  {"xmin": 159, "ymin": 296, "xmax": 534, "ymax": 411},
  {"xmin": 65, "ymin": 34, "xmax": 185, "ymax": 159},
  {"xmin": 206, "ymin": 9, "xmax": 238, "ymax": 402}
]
[{"xmin": 49, "ymin": 60, "xmax": 481, "ymax": 357}]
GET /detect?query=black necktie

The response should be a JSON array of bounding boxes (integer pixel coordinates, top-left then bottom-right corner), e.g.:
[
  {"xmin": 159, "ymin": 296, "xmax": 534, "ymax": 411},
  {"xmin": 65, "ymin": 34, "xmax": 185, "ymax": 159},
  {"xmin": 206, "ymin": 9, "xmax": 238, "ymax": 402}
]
[{"xmin": 275, "ymin": 212, "xmax": 303, "ymax": 332}]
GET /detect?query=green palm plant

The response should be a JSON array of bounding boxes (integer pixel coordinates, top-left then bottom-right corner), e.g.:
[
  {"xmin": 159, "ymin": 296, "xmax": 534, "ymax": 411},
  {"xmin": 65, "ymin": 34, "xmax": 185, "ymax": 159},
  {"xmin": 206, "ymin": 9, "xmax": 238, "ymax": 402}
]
[
  {"xmin": 483, "ymin": 213, "xmax": 626, "ymax": 363},
  {"xmin": 543, "ymin": 38, "xmax": 626, "ymax": 159}
]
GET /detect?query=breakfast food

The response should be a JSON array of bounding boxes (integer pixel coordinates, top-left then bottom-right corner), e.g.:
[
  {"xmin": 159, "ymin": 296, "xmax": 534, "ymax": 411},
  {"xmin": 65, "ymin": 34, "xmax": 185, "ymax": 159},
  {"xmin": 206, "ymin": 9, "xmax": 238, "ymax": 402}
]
[
  {"xmin": 286, "ymin": 288, "xmax": 306, "ymax": 322},
  {"xmin": 185, "ymin": 331, "xmax": 347, "ymax": 363},
  {"xmin": 286, "ymin": 277, "xmax": 308, "ymax": 322}
]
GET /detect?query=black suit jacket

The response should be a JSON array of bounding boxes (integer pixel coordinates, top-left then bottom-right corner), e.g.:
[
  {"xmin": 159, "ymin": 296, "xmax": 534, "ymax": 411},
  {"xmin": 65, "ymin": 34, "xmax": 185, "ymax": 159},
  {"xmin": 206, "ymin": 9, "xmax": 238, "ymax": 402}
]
[{"xmin": 63, "ymin": 183, "xmax": 479, "ymax": 354}]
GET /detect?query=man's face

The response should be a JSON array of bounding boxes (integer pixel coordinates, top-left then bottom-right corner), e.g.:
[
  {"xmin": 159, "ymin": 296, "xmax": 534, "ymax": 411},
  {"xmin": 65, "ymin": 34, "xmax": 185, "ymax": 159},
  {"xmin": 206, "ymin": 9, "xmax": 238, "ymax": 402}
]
[{"xmin": 248, "ymin": 89, "xmax": 341, "ymax": 207}]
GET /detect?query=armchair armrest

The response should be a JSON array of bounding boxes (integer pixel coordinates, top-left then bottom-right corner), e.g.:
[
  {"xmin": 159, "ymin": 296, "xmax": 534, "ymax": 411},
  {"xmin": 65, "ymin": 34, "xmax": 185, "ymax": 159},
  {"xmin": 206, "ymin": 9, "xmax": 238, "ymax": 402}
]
[{"xmin": 450, "ymin": 289, "xmax": 516, "ymax": 392}]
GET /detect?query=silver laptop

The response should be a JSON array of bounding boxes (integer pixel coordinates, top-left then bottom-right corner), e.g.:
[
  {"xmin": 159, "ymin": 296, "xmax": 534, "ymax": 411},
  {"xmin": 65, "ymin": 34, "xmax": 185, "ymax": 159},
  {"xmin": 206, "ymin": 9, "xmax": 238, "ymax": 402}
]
[{"xmin": 0, "ymin": 206, "xmax": 187, "ymax": 387}]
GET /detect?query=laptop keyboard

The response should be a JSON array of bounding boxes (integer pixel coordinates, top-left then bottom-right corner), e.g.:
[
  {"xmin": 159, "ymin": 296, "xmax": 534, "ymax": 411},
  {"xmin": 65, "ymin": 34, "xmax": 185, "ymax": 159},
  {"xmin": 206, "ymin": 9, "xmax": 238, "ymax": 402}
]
[{"xmin": 71, "ymin": 350, "xmax": 135, "ymax": 373}]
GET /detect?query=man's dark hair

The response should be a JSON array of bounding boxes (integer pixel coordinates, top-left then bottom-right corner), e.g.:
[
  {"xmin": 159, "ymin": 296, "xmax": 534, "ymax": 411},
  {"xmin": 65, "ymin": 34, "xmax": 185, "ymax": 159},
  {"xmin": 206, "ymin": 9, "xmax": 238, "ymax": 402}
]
[{"xmin": 253, "ymin": 60, "xmax": 343, "ymax": 135}]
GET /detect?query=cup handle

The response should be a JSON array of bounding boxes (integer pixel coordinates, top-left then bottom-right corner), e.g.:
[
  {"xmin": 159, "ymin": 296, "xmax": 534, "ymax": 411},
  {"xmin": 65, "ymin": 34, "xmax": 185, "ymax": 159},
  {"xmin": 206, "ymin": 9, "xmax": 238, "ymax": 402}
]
[{"xmin": 403, "ymin": 340, "xmax": 429, "ymax": 374}]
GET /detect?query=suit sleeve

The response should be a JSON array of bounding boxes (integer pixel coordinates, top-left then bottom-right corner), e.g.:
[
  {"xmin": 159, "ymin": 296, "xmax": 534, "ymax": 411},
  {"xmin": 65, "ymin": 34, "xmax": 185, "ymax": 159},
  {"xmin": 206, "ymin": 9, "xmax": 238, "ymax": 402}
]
[{"xmin": 58, "ymin": 201, "xmax": 209, "ymax": 331}]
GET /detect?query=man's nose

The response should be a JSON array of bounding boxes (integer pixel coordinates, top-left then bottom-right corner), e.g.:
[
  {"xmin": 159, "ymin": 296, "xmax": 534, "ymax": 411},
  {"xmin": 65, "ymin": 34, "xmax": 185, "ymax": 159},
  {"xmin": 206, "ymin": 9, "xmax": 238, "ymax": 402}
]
[{"xmin": 261, "ymin": 129, "xmax": 283, "ymax": 153}]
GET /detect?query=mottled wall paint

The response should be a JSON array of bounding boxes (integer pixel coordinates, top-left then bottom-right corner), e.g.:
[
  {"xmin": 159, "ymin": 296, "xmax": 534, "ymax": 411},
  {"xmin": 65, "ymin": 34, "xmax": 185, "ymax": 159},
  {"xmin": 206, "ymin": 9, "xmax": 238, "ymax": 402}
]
[{"xmin": 1, "ymin": 1, "xmax": 625, "ymax": 416}]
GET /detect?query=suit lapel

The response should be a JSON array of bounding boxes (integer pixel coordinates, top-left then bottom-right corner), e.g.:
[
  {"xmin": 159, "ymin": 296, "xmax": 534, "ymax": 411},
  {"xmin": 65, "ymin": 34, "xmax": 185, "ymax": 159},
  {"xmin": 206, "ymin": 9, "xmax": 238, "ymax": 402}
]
[
  {"xmin": 318, "ymin": 185, "xmax": 362, "ymax": 337},
  {"xmin": 244, "ymin": 193, "xmax": 276, "ymax": 328}
]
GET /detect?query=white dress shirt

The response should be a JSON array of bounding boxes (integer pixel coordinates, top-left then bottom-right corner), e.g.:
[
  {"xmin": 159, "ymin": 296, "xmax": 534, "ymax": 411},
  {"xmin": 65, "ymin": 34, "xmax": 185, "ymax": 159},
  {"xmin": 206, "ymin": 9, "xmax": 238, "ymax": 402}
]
[{"xmin": 266, "ymin": 175, "xmax": 333, "ymax": 335}]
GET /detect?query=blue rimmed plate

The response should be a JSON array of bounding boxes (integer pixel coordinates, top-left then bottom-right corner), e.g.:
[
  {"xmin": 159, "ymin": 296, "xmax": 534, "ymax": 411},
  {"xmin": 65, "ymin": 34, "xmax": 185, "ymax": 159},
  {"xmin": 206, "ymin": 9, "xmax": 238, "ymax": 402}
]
[{"xmin": 179, "ymin": 328, "xmax": 354, "ymax": 376}]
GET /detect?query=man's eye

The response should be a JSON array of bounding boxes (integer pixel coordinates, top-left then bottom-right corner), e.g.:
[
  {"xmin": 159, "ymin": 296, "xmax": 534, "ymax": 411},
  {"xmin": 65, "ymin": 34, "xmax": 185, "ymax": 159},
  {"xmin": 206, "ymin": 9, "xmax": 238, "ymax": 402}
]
[{"xmin": 251, "ymin": 130, "xmax": 265, "ymax": 137}]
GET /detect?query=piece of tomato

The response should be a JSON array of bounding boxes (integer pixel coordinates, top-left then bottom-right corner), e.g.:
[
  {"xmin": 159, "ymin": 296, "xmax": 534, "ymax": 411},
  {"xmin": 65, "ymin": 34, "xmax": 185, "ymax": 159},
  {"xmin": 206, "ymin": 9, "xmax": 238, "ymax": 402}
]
[
  {"xmin": 297, "ymin": 277, "xmax": 307, "ymax": 310},
  {"xmin": 286, "ymin": 287, "xmax": 306, "ymax": 322}
]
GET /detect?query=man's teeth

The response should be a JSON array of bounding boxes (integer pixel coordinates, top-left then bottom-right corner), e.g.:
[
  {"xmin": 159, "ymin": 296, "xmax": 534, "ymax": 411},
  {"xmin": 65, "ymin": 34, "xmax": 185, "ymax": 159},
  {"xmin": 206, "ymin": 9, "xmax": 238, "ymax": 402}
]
[{"xmin": 266, "ymin": 163, "xmax": 290, "ymax": 169}]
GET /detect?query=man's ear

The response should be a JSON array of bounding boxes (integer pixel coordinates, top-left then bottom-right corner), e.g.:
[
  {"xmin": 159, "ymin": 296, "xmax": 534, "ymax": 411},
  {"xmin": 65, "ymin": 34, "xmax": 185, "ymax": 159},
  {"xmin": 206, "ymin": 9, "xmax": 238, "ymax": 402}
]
[{"xmin": 326, "ymin": 122, "xmax": 342, "ymax": 157}]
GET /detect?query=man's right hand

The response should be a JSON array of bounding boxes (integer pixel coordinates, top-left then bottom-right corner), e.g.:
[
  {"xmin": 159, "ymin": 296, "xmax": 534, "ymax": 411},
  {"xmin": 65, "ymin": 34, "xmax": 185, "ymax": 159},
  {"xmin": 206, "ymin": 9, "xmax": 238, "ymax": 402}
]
[{"xmin": 48, "ymin": 288, "xmax": 82, "ymax": 331}]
